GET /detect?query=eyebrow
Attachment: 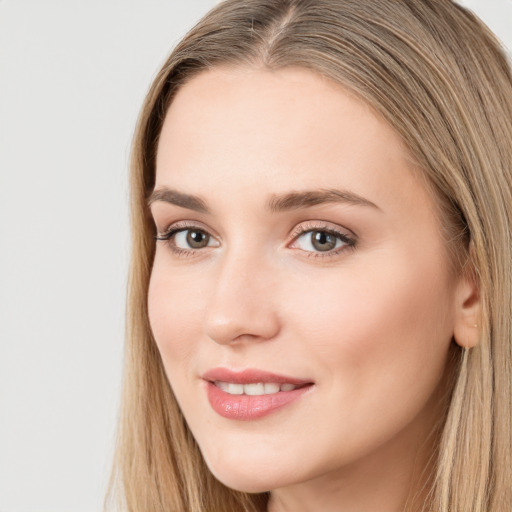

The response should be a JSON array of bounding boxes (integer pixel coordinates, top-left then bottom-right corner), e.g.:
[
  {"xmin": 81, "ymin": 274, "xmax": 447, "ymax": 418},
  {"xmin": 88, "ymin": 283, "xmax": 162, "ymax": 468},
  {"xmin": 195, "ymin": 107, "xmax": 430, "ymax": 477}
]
[
  {"xmin": 147, "ymin": 187, "xmax": 379, "ymax": 213},
  {"xmin": 266, "ymin": 188, "xmax": 379, "ymax": 212},
  {"xmin": 147, "ymin": 188, "xmax": 210, "ymax": 213}
]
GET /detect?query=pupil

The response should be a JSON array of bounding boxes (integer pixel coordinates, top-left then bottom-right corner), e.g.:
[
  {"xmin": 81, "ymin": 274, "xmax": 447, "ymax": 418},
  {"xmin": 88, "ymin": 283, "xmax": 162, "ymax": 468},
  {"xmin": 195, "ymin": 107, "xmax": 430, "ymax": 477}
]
[
  {"xmin": 187, "ymin": 230, "xmax": 209, "ymax": 248},
  {"xmin": 312, "ymin": 231, "xmax": 336, "ymax": 251}
]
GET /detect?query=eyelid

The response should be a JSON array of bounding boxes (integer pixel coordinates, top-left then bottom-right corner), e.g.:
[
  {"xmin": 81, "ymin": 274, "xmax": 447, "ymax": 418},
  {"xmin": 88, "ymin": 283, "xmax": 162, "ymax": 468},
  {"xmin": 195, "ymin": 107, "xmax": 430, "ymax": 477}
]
[
  {"xmin": 154, "ymin": 220, "xmax": 220, "ymax": 257},
  {"xmin": 288, "ymin": 220, "xmax": 355, "ymax": 240},
  {"xmin": 154, "ymin": 219, "xmax": 356, "ymax": 259},
  {"xmin": 287, "ymin": 220, "xmax": 357, "ymax": 257},
  {"xmin": 155, "ymin": 220, "xmax": 218, "ymax": 240}
]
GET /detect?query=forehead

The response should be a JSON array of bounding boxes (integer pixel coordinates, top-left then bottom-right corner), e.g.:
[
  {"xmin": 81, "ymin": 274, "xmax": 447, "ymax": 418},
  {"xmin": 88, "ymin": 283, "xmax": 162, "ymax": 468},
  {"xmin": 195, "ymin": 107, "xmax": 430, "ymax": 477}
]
[{"xmin": 155, "ymin": 66, "xmax": 428, "ymax": 218}]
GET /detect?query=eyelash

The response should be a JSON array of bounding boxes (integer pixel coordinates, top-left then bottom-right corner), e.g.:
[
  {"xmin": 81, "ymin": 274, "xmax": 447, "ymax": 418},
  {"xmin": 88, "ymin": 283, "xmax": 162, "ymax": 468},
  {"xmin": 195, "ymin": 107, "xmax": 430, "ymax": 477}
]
[
  {"xmin": 154, "ymin": 221, "xmax": 357, "ymax": 259},
  {"xmin": 154, "ymin": 221, "xmax": 210, "ymax": 258},
  {"xmin": 289, "ymin": 222, "xmax": 356, "ymax": 259}
]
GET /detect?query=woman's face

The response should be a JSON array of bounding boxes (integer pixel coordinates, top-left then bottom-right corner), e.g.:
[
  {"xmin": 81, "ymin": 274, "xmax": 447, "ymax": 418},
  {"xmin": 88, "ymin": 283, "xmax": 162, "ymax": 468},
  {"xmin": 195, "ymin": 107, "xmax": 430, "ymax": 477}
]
[{"xmin": 148, "ymin": 67, "xmax": 465, "ymax": 494}]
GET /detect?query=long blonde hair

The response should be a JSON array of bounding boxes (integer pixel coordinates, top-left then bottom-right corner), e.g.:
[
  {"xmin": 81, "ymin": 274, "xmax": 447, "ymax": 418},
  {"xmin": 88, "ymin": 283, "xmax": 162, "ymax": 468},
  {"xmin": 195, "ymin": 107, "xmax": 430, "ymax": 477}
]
[{"xmin": 106, "ymin": 1, "xmax": 512, "ymax": 510}]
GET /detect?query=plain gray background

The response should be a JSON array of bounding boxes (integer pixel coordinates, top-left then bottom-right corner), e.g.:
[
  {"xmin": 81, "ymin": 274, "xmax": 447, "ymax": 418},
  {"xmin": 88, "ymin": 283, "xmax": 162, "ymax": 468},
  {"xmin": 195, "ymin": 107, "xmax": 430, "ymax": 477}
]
[{"xmin": 0, "ymin": 1, "xmax": 510, "ymax": 511}]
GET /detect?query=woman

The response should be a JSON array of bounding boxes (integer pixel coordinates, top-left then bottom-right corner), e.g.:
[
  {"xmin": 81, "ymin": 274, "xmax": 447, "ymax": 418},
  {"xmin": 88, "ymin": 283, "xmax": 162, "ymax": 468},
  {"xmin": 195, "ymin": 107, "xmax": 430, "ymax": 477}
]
[{"xmin": 107, "ymin": 1, "xmax": 512, "ymax": 511}]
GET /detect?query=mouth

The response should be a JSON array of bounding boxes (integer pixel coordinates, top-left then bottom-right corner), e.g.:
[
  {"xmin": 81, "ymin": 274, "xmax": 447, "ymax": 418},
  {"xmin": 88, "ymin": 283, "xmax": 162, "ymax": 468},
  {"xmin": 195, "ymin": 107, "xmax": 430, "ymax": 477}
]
[
  {"xmin": 202, "ymin": 368, "xmax": 314, "ymax": 420},
  {"xmin": 213, "ymin": 381, "xmax": 306, "ymax": 395}
]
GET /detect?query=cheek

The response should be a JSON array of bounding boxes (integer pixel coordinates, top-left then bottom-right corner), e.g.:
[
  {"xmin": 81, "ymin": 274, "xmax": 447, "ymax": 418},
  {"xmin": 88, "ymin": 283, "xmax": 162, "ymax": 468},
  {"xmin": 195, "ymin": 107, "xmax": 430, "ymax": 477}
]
[
  {"xmin": 280, "ymin": 249, "xmax": 455, "ymax": 397},
  {"xmin": 267, "ymin": 251, "xmax": 456, "ymax": 468},
  {"xmin": 147, "ymin": 257, "xmax": 207, "ymax": 368}
]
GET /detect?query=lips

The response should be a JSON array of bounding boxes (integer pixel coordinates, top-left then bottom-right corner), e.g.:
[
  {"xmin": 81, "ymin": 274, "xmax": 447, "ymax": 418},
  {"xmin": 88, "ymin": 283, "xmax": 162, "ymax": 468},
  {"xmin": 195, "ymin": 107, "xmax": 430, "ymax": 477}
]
[{"xmin": 202, "ymin": 368, "xmax": 314, "ymax": 420}]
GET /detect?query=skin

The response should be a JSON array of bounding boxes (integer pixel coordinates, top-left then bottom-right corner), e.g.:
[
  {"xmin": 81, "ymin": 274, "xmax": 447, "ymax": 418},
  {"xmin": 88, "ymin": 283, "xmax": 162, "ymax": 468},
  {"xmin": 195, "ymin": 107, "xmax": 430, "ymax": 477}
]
[{"xmin": 148, "ymin": 67, "xmax": 480, "ymax": 512}]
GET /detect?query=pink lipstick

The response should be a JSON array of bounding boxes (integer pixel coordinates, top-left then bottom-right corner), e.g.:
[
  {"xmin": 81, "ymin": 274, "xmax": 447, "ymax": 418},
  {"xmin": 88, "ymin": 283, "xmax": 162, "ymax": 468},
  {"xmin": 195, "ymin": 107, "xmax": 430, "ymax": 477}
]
[{"xmin": 202, "ymin": 368, "xmax": 314, "ymax": 420}]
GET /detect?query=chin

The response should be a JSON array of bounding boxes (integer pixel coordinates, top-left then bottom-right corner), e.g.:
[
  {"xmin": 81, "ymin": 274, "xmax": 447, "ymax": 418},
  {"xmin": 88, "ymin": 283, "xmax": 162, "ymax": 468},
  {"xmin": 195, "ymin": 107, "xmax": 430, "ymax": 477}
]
[
  {"xmin": 208, "ymin": 466, "xmax": 274, "ymax": 493},
  {"xmin": 202, "ymin": 451, "xmax": 293, "ymax": 493}
]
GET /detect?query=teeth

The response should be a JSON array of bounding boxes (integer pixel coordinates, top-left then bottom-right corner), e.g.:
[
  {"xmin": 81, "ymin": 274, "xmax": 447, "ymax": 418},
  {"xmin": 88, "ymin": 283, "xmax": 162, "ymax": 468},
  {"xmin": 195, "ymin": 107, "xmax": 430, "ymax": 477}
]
[
  {"xmin": 215, "ymin": 382, "xmax": 243, "ymax": 394},
  {"xmin": 245, "ymin": 383, "xmax": 265, "ymax": 395},
  {"xmin": 227, "ymin": 383, "xmax": 244, "ymax": 395},
  {"xmin": 264, "ymin": 383, "xmax": 280, "ymax": 394},
  {"xmin": 216, "ymin": 381, "xmax": 229, "ymax": 392},
  {"xmin": 214, "ymin": 381, "xmax": 299, "ymax": 395}
]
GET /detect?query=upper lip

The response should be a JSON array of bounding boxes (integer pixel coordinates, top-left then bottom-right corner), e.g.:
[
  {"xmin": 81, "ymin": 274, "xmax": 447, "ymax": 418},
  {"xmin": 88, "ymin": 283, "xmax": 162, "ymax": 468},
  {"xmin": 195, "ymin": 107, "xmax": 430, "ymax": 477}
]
[{"xmin": 202, "ymin": 368, "xmax": 313, "ymax": 385}]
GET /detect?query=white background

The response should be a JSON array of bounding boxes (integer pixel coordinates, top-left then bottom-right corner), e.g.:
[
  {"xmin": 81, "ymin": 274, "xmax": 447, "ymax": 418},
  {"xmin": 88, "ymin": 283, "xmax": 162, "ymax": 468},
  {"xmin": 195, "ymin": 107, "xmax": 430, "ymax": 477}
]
[{"xmin": 0, "ymin": 1, "xmax": 510, "ymax": 511}]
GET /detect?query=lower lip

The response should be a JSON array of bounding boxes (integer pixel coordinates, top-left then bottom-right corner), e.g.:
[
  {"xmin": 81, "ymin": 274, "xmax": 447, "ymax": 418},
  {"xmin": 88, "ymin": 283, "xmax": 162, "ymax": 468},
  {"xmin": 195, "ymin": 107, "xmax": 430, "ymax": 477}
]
[{"xmin": 205, "ymin": 381, "xmax": 313, "ymax": 420}]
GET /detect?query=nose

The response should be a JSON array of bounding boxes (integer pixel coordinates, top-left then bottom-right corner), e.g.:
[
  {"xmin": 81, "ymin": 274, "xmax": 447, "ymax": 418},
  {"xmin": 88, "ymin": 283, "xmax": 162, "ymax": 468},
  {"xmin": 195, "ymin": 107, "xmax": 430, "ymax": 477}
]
[{"xmin": 204, "ymin": 248, "xmax": 281, "ymax": 346}]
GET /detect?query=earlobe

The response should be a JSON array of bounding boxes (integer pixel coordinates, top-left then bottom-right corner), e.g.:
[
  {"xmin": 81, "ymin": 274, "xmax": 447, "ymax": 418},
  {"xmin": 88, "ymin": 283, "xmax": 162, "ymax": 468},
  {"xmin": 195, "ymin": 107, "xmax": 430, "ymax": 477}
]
[{"xmin": 452, "ymin": 262, "xmax": 481, "ymax": 349}]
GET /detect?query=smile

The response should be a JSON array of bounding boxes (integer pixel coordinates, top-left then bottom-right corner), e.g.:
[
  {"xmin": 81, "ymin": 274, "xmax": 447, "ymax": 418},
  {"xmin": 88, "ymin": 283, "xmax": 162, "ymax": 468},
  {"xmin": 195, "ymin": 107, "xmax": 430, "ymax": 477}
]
[
  {"xmin": 202, "ymin": 368, "xmax": 314, "ymax": 420},
  {"xmin": 213, "ymin": 381, "xmax": 301, "ymax": 395}
]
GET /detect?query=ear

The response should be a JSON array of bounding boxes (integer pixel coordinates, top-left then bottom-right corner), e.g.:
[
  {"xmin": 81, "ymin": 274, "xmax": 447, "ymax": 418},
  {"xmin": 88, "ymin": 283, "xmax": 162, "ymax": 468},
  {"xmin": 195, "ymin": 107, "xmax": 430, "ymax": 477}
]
[{"xmin": 452, "ymin": 261, "xmax": 481, "ymax": 349}]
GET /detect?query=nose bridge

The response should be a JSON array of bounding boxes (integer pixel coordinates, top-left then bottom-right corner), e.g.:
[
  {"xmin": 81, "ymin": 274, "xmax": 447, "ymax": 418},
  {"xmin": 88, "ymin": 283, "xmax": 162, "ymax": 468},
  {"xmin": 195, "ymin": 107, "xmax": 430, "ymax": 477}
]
[{"xmin": 205, "ymin": 239, "xmax": 280, "ymax": 345}]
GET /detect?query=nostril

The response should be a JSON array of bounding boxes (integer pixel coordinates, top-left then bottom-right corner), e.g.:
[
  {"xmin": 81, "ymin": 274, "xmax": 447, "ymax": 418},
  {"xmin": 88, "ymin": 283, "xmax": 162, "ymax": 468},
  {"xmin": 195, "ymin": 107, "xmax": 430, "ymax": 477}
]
[{"xmin": 204, "ymin": 296, "xmax": 281, "ymax": 346}]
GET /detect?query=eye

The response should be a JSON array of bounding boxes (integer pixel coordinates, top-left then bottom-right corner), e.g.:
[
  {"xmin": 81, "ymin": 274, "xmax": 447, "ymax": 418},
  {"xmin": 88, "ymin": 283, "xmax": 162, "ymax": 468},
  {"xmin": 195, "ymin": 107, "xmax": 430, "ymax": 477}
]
[
  {"xmin": 294, "ymin": 230, "xmax": 345, "ymax": 252},
  {"xmin": 290, "ymin": 225, "xmax": 356, "ymax": 256},
  {"xmin": 174, "ymin": 229, "xmax": 215, "ymax": 249},
  {"xmin": 155, "ymin": 224, "xmax": 220, "ymax": 254}
]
